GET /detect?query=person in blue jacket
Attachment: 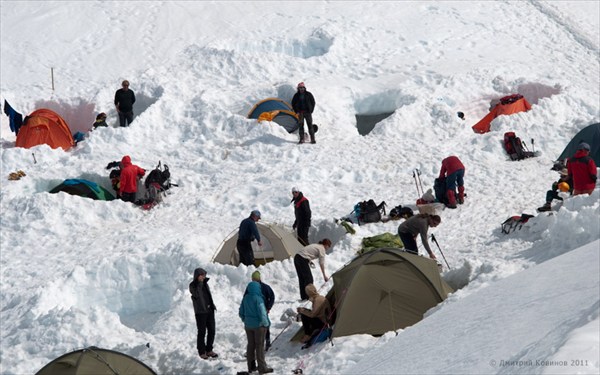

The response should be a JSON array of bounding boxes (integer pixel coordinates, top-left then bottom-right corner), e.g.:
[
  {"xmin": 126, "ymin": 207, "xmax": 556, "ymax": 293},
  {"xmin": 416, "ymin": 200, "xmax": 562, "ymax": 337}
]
[
  {"xmin": 246, "ymin": 270, "xmax": 275, "ymax": 351},
  {"xmin": 237, "ymin": 210, "xmax": 263, "ymax": 266},
  {"xmin": 239, "ymin": 281, "xmax": 273, "ymax": 374}
]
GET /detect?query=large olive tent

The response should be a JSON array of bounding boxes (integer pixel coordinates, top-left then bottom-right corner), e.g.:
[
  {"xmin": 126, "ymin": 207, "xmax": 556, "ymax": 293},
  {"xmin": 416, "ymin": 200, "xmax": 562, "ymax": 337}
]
[
  {"xmin": 328, "ymin": 248, "xmax": 453, "ymax": 338},
  {"xmin": 15, "ymin": 108, "xmax": 75, "ymax": 150},
  {"xmin": 557, "ymin": 123, "xmax": 600, "ymax": 166},
  {"xmin": 247, "ymin": 98, "xmax": 299, "ymax": 133},
  {"xmin": 212, "ymin": 222, "xmax": 303, "ymax": 266},
  {"xmin": 36, "ymin": 347, "xmax": 156, "ymax": 375}
]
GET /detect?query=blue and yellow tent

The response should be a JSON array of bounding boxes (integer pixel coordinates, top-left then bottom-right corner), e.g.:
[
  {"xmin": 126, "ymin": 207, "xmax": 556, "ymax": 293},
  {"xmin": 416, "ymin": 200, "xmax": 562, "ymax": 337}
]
[{"xmin": 248, "ymin": 98, "xmax": 299, "ymax": 133}]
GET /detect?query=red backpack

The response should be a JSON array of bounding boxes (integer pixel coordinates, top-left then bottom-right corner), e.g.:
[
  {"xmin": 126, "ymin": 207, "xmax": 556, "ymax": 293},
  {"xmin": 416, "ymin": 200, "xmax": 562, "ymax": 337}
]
[{"xmin": 503, "ymin": 132, "xmax": 535, "ymax": 161}]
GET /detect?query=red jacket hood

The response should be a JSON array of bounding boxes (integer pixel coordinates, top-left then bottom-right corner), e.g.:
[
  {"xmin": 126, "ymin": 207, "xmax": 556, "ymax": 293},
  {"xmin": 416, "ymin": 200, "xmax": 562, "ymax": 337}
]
[{"xmin": 121, "ymin": 155, "xmax": 132, "ymax": 167}]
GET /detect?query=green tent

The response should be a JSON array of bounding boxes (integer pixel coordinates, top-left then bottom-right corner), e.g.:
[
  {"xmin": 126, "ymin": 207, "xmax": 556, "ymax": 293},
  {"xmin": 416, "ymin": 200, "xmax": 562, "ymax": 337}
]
[
  {"xmin": 36, "ymin": 347, "xmax": 156, "ymax": 375},
  {"xmin": 328, "ymin": 248, "xmax": 453, "ymax": 338},
  {"xmin": 49, "ymin": 179, "xmax": 115, "ymax": 201},
  {"xmin": 557, "ymin": 123, "xmax": 600, "ymax": 166}
]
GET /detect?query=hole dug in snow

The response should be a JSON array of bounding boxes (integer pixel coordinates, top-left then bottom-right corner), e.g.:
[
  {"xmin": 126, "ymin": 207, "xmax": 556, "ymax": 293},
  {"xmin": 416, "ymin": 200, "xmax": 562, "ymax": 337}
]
[{"xmin": 354, "ymin": 91, "xmax": 417, "ymax": 135}]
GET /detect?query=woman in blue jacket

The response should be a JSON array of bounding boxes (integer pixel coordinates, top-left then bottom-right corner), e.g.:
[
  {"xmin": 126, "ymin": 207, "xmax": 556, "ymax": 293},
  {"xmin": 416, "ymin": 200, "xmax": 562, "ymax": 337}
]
[{"xmin": 239, "ymin": 281, "xmax": 273, "ymax": 374}]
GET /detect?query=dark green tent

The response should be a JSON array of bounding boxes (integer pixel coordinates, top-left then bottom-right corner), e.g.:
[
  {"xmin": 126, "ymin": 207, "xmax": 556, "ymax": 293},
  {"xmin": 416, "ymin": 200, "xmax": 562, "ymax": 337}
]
[
  {"xmin": 557, "ymin": 123, "xmax": 600, "ymax": 166},
  {"xmin": 36, "ymin": 347, "xmax": 156, "ymax": 375},
  {"xmin": 50, "ymin": 179, "xmax": 115, "ymax": 201},
  {"xmin": 291, "ymin": 248, "xmax": 454, "ymax": 342},
  {"xmin": 328, "ymin": 248, "xmax": 453, "ymax": 338}
]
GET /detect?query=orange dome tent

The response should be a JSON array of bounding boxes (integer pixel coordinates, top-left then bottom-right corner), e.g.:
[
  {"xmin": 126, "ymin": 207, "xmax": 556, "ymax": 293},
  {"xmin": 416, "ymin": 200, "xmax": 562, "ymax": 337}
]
[
  {"xmin": 472, "ymin": 94, "xmax": 532, "ymax": 134},
  {"xmin": 15, "ymin": 108, "xmax": 74, "ymax": 150}
]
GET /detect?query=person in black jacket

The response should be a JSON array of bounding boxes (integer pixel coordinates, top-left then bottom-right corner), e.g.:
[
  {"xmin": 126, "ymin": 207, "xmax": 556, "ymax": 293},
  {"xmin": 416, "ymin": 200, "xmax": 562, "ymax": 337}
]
[
  {"xmin": 291, "ymin": 187, "xmax": 311, "ymax": 246},
  {"xmin": 237, "ymin": 210, "xmax": 263, "ymax": 266},
  {"xmin": 291, "ymin": 82, "xmax": 316, "ymax": 144},
  {"xmin": 189, "ymin": 267, "xmax": 218, "ymax": 360},
  {"xmin": 114, "ymin": 80, "xmax": 136, "ymax": 127}
]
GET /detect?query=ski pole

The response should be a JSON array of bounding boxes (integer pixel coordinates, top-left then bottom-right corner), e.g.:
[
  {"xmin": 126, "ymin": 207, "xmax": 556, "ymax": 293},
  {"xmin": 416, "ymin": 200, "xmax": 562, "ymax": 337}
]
[
  {"xmin": 531, "ymin": 138, "xmax": 535, "ymax": 153},
  {"xmin": 412, "ymin": 170, "xmax": 421, "ymax": 198},
  {"xmin": 269, "ymin": 320, "xmax": 292, "ymax": 347},
  {"xmin": 430, "ymin": 234, "xmax": 450, "ymax": 269},
  {"xmin": 416, "ymin": 169, "xmax": 424, "ymax": 194}
]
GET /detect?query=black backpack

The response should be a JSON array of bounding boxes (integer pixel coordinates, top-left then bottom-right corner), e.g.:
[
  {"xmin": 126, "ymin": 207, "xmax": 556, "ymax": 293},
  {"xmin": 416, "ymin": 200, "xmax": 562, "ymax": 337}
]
[
  {"xmin": 389, "ymin": 205, "xmax": 414, "ymax": 219},
  {"xmin": 434, "ymin": 177, "xmax": 448, "ymax": 204},
  {"xmin": 144, "ymin": 162, "xmax": 171, "ymax": 191},
  {"xmin": 354, "ymin": 199, "xmax": 386, "ymax": 224}
]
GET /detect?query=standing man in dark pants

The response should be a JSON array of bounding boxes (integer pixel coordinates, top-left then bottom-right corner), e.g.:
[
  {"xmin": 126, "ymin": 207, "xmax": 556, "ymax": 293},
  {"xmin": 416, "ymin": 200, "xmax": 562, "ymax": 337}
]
[
  {"xmin": 291, "ymin": 186, "xmax": 311, "ymax": 246},
  {"xmin": 237, "ymin": 210, "xmax": 263, "ymax": 266},
  {"xmin": 291, "ymin": 82, "xmax": 316, "ymax": 144},
  {"xmin": 114, "ymin": 80, "xmax": 136, "ymax": 127},
  {"xmin": 189, "ymin": 267, "xmax": 219, "ymax": 360}
]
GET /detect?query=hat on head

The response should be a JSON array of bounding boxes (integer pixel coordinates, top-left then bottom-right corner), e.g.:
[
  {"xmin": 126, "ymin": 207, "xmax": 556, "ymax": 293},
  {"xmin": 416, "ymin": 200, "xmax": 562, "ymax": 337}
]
[
  {"xmin": 297, "ymin": 82, "xmax": 305, "ymax": 88},
  {"xmin": 578, "ymin": 142, "xmax": 590, "ymax": 151},
  {"xmin": 251, "ymin": 270, "xmax": 261, "ymax": 280},
  {"xmin": 291, "ymin": 186, "xmax": 300, "ymax": 193},
  {"xmin": 96, "ymin": 112, "xmax": 107, "ymax": 120},
  {"xmin": 251, "ymin": 210, "xmax": 261, "ymax": 218}
]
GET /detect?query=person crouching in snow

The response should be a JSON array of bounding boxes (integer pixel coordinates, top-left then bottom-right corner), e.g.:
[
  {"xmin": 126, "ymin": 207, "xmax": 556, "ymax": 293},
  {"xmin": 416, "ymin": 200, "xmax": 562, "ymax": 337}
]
[
  {"xmin": 438, "ymin": 155, "xmax": 465, "ymax": 208},
  {"xmin": 296, "ymin": 284, "xmax": 331, "ymax": 344},
  {"xmin": 118, "ymin": 155, "xmax": 145, "ymax": 203}
]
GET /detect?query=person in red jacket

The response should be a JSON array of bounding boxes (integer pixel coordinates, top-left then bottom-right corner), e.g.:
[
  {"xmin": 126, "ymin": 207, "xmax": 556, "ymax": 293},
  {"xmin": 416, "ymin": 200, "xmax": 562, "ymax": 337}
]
[
  {"xmin": 119, "ymin": 155, "xmax": 145, "ymax": 202},
  {"xmin": 438, "ymin": 156, "xmax": 465, "ymax": 208},
  {"xmin": 567, "ymin": 142, "xmax": 597, "ymax": 195}
]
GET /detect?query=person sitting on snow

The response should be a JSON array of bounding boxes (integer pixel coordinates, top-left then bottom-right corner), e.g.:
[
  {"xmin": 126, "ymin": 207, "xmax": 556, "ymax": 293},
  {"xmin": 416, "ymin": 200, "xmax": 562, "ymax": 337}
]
[
  {"xmin": 567, "ymin": 142, "xmax": 597, "ymax": 195},
  {"xmin": 92, "ymin": 112, "xmax": 108, "ymax": 130},
  {"xmin": 296, "ymin": 284, "xmax": 331, "ymax": 344},
  {"xmin": 537, "ymin": 168, "xmax": 573, "ymax": 212}
]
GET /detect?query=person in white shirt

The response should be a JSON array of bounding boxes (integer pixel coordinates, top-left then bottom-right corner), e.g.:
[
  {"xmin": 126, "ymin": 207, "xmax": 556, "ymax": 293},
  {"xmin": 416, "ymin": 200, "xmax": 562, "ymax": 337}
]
[{"xmin": 293, "ymin": 239, "xmax": 332, "ymax": 301}]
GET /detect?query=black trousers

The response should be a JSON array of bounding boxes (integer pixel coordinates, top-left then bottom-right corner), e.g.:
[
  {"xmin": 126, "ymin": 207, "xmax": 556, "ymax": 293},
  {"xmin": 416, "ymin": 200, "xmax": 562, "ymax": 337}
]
[
  {"xmin": 298, "ymin": 113, "xmax": 314, "ymax": 141},
  {"xmin": 120, "ymin": 192, "xmax": 136, "ymax": 203},
  {"xmin": 399, "ymin": 232, "xmax": 418, "ymax": 254},
  {"xmin": 118, "ymin": 111, "xmax": 134, "ymax": 127},
  {"xmin": 294, "ymin": 254, "xmax": 313, "ymax": 300},
  {"xmin": 237, "ymin": 239, "xmax": 254, "ymax": 266},
  {"xmin": 195, "ymin": 310, "xmax": 215, "ymax": 354},
  {"xmin": 296, "ymin": 224, "xmax": 309, "ymax": 246},
  {"xmin": 300, "ymin": 314, "xmax": 325, "ymax": 335}
]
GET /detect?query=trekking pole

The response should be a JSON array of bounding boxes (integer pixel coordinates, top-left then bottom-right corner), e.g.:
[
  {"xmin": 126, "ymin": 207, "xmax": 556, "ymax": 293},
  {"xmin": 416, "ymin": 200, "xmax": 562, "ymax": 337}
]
[
  {"xmin": 430, "ymin": 234, "xmax": 450, "ymax": 270},
  {"xmin": 32, "ymin": 153, "xmax": 37, "ymax": 164},
  {"xmin": 269, "ymin": 320, "xmax": 293, "ymax": 347},
  {"xmin": 531, "ymin": 138, "xmax": 535, "ymax": 153},
  {"xmin": 416, "ymin": 169, "xmax": 424, "ymax": 194},
  {"xmin": 412, "ymin": 170, "xmax": 421, "ymax": 197}
]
